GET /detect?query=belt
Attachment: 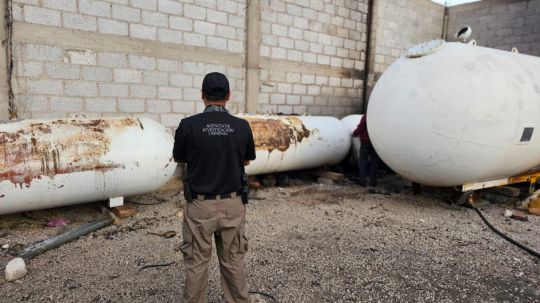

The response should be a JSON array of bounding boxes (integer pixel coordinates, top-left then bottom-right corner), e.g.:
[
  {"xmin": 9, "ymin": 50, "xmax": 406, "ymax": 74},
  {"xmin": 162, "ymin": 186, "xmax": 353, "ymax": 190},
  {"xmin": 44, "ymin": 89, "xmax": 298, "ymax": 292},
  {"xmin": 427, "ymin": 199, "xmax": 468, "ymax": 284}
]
[{"xmin": 193, "ymin": 191, "xmax": 241, "ymax": 201}]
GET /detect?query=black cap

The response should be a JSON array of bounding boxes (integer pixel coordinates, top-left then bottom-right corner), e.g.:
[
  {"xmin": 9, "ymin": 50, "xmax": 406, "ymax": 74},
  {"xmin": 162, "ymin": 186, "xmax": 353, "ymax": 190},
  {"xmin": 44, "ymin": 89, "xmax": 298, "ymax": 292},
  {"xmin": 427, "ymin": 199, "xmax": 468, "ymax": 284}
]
[{"xmin": 202, "ymin": 72, "xmax": 230, "ymax": 100}]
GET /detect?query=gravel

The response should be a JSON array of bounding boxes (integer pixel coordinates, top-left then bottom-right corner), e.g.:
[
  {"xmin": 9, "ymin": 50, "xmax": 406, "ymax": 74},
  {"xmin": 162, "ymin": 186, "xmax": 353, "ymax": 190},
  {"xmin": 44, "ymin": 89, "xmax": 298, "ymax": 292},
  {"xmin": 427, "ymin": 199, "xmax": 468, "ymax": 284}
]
[{"xmin": 0, "ymin": 179, "xmax": 539, "ymax": 303}]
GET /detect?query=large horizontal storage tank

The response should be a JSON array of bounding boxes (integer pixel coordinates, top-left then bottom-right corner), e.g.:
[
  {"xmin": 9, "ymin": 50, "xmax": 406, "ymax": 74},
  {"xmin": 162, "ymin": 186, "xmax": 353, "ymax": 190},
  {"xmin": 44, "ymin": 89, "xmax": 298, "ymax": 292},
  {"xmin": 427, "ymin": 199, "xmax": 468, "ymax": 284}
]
[
  {"xmin": 240, "ymin": 115, "xmax": 351, "ymax": 175},
  {"xmin": 0, "ymin": 117, "xmax": 176, "ymax": 215},
  {"xmin": 368, "ymin": 40, "xmax": 540, "ymax": 187}
]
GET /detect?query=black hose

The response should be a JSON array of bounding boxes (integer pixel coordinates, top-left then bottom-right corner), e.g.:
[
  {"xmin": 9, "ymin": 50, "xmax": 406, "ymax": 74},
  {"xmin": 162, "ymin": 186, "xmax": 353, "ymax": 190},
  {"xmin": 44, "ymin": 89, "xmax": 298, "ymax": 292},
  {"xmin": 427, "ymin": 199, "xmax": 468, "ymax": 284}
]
[
  {"xmin": 249, "ymin": 291, "xmax": 278, "ymax": 303},
  {"xmin": 469, "ymin": 203, "xmax": 540, "ymax": 258}
]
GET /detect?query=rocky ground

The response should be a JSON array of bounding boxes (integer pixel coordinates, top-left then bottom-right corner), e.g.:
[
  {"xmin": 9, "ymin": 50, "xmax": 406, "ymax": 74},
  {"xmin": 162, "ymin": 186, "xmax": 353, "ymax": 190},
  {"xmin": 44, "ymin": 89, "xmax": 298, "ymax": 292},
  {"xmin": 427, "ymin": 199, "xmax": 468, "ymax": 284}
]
[{"xmin": 0, "ymin": 176, "xmax": 539, "ymax": 303}]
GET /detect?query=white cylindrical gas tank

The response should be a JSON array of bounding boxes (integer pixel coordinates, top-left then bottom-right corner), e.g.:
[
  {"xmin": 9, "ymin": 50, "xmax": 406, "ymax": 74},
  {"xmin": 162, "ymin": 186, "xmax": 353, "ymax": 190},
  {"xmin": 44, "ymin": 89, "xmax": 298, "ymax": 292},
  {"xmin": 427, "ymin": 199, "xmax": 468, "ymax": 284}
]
[
  {"xmin": 368, "ymin": 40, "xmax": 540, "ymax": 187},
  {"xmin": 341, "ymin": 115, "xmax": 362, "ymax": 164},
  {"xmin": 240, "ymin": 115, "xmax": 351, "ymax": 175},
  {"xmin": 0, "ymin": 117, "xmax": 176, "ymax": 215}
]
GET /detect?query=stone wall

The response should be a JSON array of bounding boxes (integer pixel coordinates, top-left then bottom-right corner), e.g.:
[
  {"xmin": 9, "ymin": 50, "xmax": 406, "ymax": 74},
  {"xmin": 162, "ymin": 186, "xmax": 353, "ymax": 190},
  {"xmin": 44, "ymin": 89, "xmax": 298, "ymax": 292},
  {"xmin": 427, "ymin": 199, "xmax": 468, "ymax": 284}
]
[{"xmin": 446, "ymin": 0, "xmax": 540, "ymax": 57}]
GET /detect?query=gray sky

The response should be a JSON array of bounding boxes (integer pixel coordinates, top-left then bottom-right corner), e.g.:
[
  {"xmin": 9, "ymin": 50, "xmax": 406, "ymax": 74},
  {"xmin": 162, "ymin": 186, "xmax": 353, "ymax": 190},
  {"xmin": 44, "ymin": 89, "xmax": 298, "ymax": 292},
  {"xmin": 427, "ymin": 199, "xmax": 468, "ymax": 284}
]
[{"xmin": 431, "ymin": 0, "xmax": 481, "ymax": 6}]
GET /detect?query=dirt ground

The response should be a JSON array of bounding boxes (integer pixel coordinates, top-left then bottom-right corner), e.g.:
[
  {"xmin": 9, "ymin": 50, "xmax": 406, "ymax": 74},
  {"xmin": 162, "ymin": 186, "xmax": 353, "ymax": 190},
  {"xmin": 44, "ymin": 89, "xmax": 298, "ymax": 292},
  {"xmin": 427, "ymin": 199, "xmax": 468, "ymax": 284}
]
[{"xmin": 0, "ymin": 176, "xmax": 539, "ymax": 303}]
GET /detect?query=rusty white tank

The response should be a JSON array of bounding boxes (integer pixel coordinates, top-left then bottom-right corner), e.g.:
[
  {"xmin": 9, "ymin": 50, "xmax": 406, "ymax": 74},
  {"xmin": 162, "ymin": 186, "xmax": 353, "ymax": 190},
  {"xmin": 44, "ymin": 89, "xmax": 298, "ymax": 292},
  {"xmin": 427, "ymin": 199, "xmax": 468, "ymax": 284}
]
[
  {"xmin": 240, "ymin": 115, "xmax": 351, "ymax": 175},
  {"xmin": 368, "ymin": 40, "xmax": 540, "ymax": 187},
  {"xmin": 0, "ymin": 117, "xmax": 176, "ymax": 215}
]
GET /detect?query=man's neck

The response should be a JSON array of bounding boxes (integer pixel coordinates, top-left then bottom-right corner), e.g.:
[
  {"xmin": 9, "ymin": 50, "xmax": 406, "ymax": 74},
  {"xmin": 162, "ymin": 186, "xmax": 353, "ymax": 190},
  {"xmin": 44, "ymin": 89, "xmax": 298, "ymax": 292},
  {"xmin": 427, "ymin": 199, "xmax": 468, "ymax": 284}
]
[{"xmin": 203, "ymin": 104, "xmax": 229, "ymax": 113}]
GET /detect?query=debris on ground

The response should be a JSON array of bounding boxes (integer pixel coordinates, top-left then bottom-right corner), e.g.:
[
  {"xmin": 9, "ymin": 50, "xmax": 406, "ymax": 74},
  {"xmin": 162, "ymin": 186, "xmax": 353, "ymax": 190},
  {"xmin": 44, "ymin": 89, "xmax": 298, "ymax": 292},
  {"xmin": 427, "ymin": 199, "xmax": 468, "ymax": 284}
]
[
  {"xmin": 5, "ymin": 258, "xmax": 27, "ymax": 282},
  {"xmin": 317, "ymin": 177, "xmax": 334, "ymax": 185},
  {"xmin": 18, "ymin": 216, "xmax": 114, "ymax": 260},
  {"xmin": 147, "ymin": 230, "xmax": 176, "ymax": 238},
  {"xmin": 46, "ymin": 218, "xmax": 71, "ymax": 228},
  {"xmin": 511, "ymin": 210, "xmax": 529, "ymax": 221},
  {"xmin": 112, "ymin": 205, "xmax": 138, "ymax": 218}
]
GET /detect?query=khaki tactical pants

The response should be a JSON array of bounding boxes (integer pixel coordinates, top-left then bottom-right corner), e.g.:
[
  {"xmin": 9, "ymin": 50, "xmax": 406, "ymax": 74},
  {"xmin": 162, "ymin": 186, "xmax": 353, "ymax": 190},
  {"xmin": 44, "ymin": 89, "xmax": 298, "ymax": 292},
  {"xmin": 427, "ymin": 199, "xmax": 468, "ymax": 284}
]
[{"xmin": 180, "ymin": 196, "xmax": 249, "ymax": 303}]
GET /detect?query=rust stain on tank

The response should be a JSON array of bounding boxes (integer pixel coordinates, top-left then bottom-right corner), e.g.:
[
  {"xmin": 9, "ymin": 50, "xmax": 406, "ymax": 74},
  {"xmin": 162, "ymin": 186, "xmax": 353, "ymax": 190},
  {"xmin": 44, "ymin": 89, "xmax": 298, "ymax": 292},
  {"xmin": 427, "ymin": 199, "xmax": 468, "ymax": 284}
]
[
  {"xmin": 243, "ymin": 116, "xmax": 311, "ymax": 153},
  {"xmin": 0, "ymin": 118, "xmax": 138, "ymax": 188}
]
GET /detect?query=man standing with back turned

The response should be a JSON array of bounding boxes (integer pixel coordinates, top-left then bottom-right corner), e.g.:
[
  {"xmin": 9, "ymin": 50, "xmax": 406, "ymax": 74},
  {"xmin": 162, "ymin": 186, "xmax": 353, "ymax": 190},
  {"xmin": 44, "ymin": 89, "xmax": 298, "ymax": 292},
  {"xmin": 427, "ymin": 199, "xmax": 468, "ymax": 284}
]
[{"xmin": 173, "ymin": 72, "xmax": 256, "ymax": 303}]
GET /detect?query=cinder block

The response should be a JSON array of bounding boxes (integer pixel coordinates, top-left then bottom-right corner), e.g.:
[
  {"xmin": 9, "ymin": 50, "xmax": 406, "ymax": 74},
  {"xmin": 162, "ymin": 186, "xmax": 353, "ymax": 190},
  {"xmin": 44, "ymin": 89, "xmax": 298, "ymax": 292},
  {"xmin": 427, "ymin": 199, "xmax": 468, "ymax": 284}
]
[
  {"xmin": 272, "ymin": 24, "xmax": 288, "ymax": 36},
  {"xmin": 303, "ymin": 53, "xmax": 317, "ymax": 64},
  {"xmin": 294, "ymin": 16, "xmax": 308, "ymax": 29},
  {"xmin": 170, "ymin": 16, "xmax": 193, "ymax": 31},
  {"xmin": 301, "ymin": 74, "xmax": 315, "ymax": 84},
  {"xmin": 128, "ymin": 55, "xmax": 156, "ymax": 71},
  {"xmin": 217, "ymin": 0, "xmax": 237, "ymax": 14},
  {"xmin": 112, "ymin": 5, "xmax": 140, "ymax": 22},
  {"xmin": 86, "ymin": 98, "xmax": 117, "ymax": 112},
  {"xmin": 172, "ymin": 101, "xmax": 195, "ymax": 113},
  {"xmin": 99, "ymin": 83, "xmax": 129, "ymax": 97},
  {"xmin": 28, "ymin": 80, "xmax": 63, "ymax": 95},
  {"xmin": 184, "ymin": 4, "xmax": 206, "ymax": 20},
  {"xmin": 330, "ymin": 57, "xmax": 343, "ymax": 68},
  {"xmin": 147, "ymin": 100, "xmax": 172, "ymax": 113},
  {"xmin": 43, "ymin": 0, "xmax": 77, "ymax": 12},
  {"xmin": 161, "ymin": 114, "xmax": 185, "ymax": 127},
  {"xmin": 119, "ymin": 98, "xmax": 145, "ymax": 112},
  {"xmin": 307, "ymin": 85, "xmax": 321, "ymax": 95},
  {"xmin": 228, "ymin": 40, "xmax": 244, "ymax": 53},
  {"xmin": 278, "ymin": 37, "xmax": 294, "ymax": 49},
  {"xmin": 142, "ymin": 10, "xmax": 168, "ymax": 27},
  {"xmin": 130, "ymin": 24, "xmax": 157, "ymax": 40},
  {"xmin": 184, "ymin": 33, "xmax": 206, "ymax": 47},
  {"xmin": 182, "ymin": 88, "xmax": 201, "ymax": 101},
  {"xmin": 277, "ymin": 13, "xmax": 293, "ymax": 26},
  {"xmin": 64, "ymin": 50, "xmax": 97, "ymax": 66},
  {"xmin": 157, "ymin": 59, "xmax": 182, "ymax": 72},
  {"xmin": 295, "ymin": 40, "xmax": 309, "ymax": 51},
  {"xmin": 97, "ymin": 52, "xmax": 127, "ymax": 68},
  {"xmin": 158, "ymin": 87, "xmax": 182, "ymax": 100},
  {"xmin": 143, "ymin": 71, "xmax": 169, "ymax": 85},
  {"xmin": 169, "ymin": 74, "xmax": 193, "ymax": 87},
  {"xmin": 80, "ymin": 0, "xmax": 110, "ymax": 17},
  {"xmin": 286, "ymin": 94, "xmax": 300, "ymax": 105},
  {"xmin": 114, "ymin": 69, "xmax": 142, "ymax": 83},
  {"xmin": 194, "ymin": 20, "xmax": 216, "ymax": 36},
  {"xmin": 98, "ymin": 18, "xmax": 128, "ymax": 36},
  {"xmin": 217, "ymin": 25, "xmax": 236, "ymax": 39},
  {"xmin": 287, "ymin": 4, "xmax": 302, "ymax": 16},
  {"xmin": 130, "ymin": 85, "xmax": 157, "ymax": 98},
  {"xmin": 271, "ymin": 47, "xmax": 287, "ymax": 59},
  {"xmin": 50, "ymin": 96, "xmax": 83, "ymax": 112},
  {"xmin": 158, "ymin": 28, "xmax": 183, "ymax": 44},
  {"xmin": 18, "ymin": 62, "xmax": 43, "ymax": 77},
  {"xmin": 132, "ymin": 0, "xmax": 157, "ymax": 10},
  {"xmin": 25, "ymin": 44, "xmax": 63, "ymax": 62},
  {"xmin": 207, "ymin": 10, "xmax": 228, "ymax": 24},
  {"xmin": 25, "ymin": 95, "xmax": 50, "ymax": 112},
  {"xmin": 24, "ymin": 6, "xmax": 61, "ymax": 26},
  {"xmin": 46, "ymin": 63, "xmax": 80, "ymax": 80},
  {"xmin": 158, "ymin": 0, "xmax": 182, "ymax": 15},
  {"xmin": 270, "ymin": 94, "xmax": 286, "ymax": 104},
  {"xmin": 207, "ymin": 36, "xmax": 228, "ymax": 51},
  {"xmin": 65, "ymin": 81, "xmax": 98, "ymax": 97},
  {"xmin": 309, "ymin": 42, "xmax": 324, "ymax": 54},
  {"xmin": 317, "ymin": 54, "xmax": 330, "ymax": 65}
]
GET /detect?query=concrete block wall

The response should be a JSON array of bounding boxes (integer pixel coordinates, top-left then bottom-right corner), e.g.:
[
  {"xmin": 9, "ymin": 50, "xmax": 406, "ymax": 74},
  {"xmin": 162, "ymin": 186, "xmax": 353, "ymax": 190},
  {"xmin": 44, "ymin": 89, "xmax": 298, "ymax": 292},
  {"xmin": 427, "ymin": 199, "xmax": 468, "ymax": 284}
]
[
  {"xmin": 446, "ymin": 0, "xmax": 540, "ymax": 57},
  {"xmin": 9, "ymin": 0, "xmax": 247, "ymax": 128},
  {"xmin": 0, "ymin": 3, "xmax": 9, "ymax": 121},
  {"xmin": 371, "ymin": 0, "xmax": 444, "ymax": 74},
  {"xmin": 257, "ymin": 0, "xmax": 368, "ymax": 116}
]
